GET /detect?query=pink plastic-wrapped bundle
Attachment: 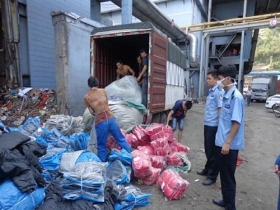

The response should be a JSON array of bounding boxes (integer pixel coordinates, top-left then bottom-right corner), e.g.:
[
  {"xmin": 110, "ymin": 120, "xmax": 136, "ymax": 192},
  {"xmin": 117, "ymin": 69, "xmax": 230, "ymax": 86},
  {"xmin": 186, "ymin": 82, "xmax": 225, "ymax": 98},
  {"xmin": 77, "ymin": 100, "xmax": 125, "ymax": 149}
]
[
  {"xmin": 142, "ymin": 167, "xmax": 161, "ymax": 185},
  {"xmin": 162, "ymin": 126, "xmax": 174, "ymax": 142},
  {"xmin": 151, "ymin": 138, "xmax": 170, "ymax": 156},
  {"xmin": 125, "ymin": 133, "xmax": 138, "ymax": 148},
  {"xmin": 157, "ymin": 169, "xmax": 190, "ymax": 201},
  {"xmin": 138, "ymin": 145, "xmax": 154, "ymax": 155},
  {"xmin": 145, "ymin": 123, "xmax": 163, "ymax": 136},
  {"xmin": 169, "ymin": 141, "xmax": 190, "ymax": 153},
  {"xmin": 150, "ymin": 155, "xmax": 166, "ymax": 170},
  {"xmin": 106, "ymin": 136, "xmax": 121, "ymax": 150},
  {"xmin": 132, "ymin": 149, "xmax": 147, "ymax": 158},
  {"xmin": 133, "ymin": 125, "xmax": 150, "ymax": 146},
  {"xmin": 166, "ymin": 152, "xmax": 184, "ymax": 166},
  {"xmin": 132, "ymin": 155, "xmax": 153, "ymax": 179}
]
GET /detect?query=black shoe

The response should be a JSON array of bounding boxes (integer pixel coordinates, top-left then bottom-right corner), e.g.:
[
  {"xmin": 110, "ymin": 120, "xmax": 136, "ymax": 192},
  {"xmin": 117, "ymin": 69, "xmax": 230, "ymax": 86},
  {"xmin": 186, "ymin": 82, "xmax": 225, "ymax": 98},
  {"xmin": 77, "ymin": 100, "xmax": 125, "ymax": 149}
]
[
  {"xmin": 213, "ymin": 199, "xmax": 226, "ymax": 207},
  {"xmin": 203, "ymin": 178, "xmax": 216, "ymax": 186},
  {"xmin": 197, "ymin": 169, "xmax": 208, "ymax": 176}
]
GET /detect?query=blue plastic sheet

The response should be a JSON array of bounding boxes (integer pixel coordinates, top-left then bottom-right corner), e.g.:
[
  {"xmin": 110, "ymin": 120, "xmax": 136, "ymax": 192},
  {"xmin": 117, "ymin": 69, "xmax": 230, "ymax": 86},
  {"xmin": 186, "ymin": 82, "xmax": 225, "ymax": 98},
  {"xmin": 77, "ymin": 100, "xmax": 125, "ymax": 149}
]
[
  {"xmin": 108, "ymin": 149, "xmax": 133, "ymax": 165},
  {"xmin": 0, "ymin": 180, "xmax": 45, "ymax": 210},
  {"xmin": 114, "ymin": 184, "xmax": 152, "ymax": 210},
  {"xmin": 76, "ymin": 151, "xmax": 101, "ymax": 163},
  {"xmin": 18, "ymin": 116, "xmax": 40, "ymax": 136},
  {"xmin": 106, "ymin": 160, "xmax": 130, "ymax": 185},
  {"xmin": 40, "ymin": 127, "xmax": 70, "ymax": 149},
  {"xmin": 69, "ymin": 132, "xmax": 89, "ymax": 151},
  {"xmin": 40, "ymin": 147, "xmax": 67, "ymax": 170}
]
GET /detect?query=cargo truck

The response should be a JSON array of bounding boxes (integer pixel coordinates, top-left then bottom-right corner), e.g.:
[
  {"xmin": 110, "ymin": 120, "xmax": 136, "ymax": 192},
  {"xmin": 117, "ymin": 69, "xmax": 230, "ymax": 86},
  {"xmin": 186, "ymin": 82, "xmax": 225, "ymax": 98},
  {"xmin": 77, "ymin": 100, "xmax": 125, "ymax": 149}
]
[
  {"xmin": 90, "ymin": 22, "xmax": 186, "ymax": 124},
  {"xmin": 251, "ymin": 75, "xmax": 278, "ymax": 101}
]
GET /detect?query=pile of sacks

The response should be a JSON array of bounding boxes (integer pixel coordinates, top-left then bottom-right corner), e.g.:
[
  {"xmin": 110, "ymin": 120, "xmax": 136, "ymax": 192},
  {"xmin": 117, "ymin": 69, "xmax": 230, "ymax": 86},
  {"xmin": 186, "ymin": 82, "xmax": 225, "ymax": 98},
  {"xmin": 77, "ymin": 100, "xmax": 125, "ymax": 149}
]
[{"xmin": 108, "ymin": 123, "xmax": 191, "ymax": 200}]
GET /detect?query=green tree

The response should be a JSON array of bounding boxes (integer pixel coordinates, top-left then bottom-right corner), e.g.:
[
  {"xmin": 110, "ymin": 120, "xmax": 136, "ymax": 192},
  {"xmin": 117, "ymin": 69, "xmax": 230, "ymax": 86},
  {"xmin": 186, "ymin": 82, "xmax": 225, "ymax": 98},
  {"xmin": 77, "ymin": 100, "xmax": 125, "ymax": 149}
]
[{"xmin": 254, "ymin": 27, "xmax": 280, "ymax": 70}]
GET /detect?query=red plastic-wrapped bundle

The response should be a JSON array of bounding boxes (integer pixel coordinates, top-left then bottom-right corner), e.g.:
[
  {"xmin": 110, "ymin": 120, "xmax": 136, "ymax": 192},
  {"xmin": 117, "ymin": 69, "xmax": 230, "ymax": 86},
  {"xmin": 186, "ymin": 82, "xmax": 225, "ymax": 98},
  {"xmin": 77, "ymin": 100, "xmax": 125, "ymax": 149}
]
[
  {"xmin": 138, "ymin": 145, "xmax": 154, "ymax": 155},
  {"xmin": 150, "ymin": 137, "xmax": 170, "ymax": 156},
  {"xmin": 142, "ymin": 167, "xmax": 161, "ymax": 185},
  {"xmin": 167, "ymin": 152, "xmax": 184, "ymax": 166},
  {"xmin": 106, "ymin": 136, "xmax": 121, "ymax": 150},
  {"xmin": 133, "ymin": 125, "xmax": 150, "ymax": 146},
  {"xmin": 157, "ymin": 169, "xmax": 190, "ymax": 201},
  {"xmin": 169, "ymin": 141, "xmax": 190, "ymax": 153},
  {"xmin": 150, "ymin": 131, "xmax": 165, "ymax": 141},
  {"xmin": 132, "ymin": 156, "xmax": 153, "ymax": 179},
  {"xmin": 162, "ymin": 126, "xmax": 174, "ymax": 142},
  {"xmin": 145, "ymin": 123, "xmax": 163, "ymax": 136},
  {"xmin": 150, "ymin": 155, "xmax": 166, "ymax": 170},
  {"xmin": 125, "ymin": 133, "xmax": 138, "ymax": 148}
]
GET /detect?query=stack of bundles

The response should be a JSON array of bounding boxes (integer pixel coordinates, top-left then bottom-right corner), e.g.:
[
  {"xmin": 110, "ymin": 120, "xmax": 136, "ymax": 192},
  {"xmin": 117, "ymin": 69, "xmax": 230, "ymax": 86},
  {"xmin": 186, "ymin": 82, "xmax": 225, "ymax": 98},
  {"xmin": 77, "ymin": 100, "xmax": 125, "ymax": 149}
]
[
  {"xmin": 114, "ymin": 184, "xmax": 152, "ymax": 210},
  {"xmin": 167, "ymin": 152, "xmax": 190, "ymax": 167},
  {"xmin": 132, "ymin": 152, "xmax": 162, "ymax": 186},
  {"xmin": 157, "ymin": 169, "xmax": 189, "ymax": 201},
  {"xmin": 106, "ymin": 149, "xmax": 133, "ymax": 186},
  {"xmin": 61, "ymin": 162, "xmax": 107, "ymax": 202},
  {"xmin": 45, "ymin": 115, "xmax": 85, "ymax": 136}
]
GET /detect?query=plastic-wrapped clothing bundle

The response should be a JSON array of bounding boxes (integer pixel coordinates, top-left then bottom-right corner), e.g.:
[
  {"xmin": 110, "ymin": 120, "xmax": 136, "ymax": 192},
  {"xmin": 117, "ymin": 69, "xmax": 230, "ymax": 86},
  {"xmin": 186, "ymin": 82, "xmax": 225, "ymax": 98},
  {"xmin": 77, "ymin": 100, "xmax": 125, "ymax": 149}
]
[
  {"xmin": 40, "ymin": 147, "xmax": 67, "ymax": 170},
  {"xmin": 109, "ymin": 101, "xmax": 144, "ymax": 130},
  {"xmin": 18, "ymin": 117, "xmax": 41, "ymax": 137},
  {"xmin": 0, "ymin": 180, "xmax": 45, "ymax": 210},
  {"xmin": 157, "ymin": 169, "xmax": 189, "ymax": 201},
  {"xmin": 82, "ymin": 108, "xmax": 95, "ymax": 132},
  {"xmin": 145, "ymin": 123, "xmax": 163, "ymax": 136},
  {"xmin": 169, "ymin": 141, "xmax": 190, "ymax": 153},
  {"xmin": 142, "ymin": 167, "xmax": 161, "ymax": 185},
  {"xmin": 39, "ymin": 127, "xmax": 70, "ymax": 149},
  {"xmin": 61, "ymin": 162, "xmax": 107, "ymax": 202},
  {"xmin": 137, "ymin": 145, "xmax": 154, "ymax": 155},
  {"xmin": 146, "ymin": 124, "xmax": 174, "ymax": 143},
  {"xmin": 132, "ymin": 125, "xmax": 150, "ymax": 146},
  {"xmin": 114, "ymin": 184, "xmax": 151, "ymax": 210},
  {"xmin": 45, "ymin": 115, "xmax": 85, "ymax": 136},
  {"xmin": 132, "ymin": 155, "xmax": 153, "ymax": 179},
  {"xmin": 108, "ymin": 149, "xmax": 133, "ymax": 165},
  {"xmin": 150, "ymin": 155, "xmax": 167, "ymax": 171},
  {"xmin": 150, "ymin": 137, "xmax": 170, "ymax": 156},
  {"xmin": 167, "ymin": 152, "xmax": 184, "ymax": 166},
  {"xmin": 69, "ymin": 132, "xmax": 89, "ymax": 151},
  {"xmin": 105, "ymin": 76, "xmax": 142, "ymax": 104},
  {"xmin": 106, "ymin": 160, "xmax": 131, "ymax": 185},
  {"xmin": 125, "ymin": 133, "xmax": 138, "ymax": 149}
]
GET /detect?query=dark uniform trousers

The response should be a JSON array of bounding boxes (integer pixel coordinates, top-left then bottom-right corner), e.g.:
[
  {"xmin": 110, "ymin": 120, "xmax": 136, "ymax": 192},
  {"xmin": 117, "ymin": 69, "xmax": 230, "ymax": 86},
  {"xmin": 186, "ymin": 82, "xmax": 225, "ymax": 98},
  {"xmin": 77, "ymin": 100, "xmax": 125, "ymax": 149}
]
[
  {"xmin": 204, "ymin": 125, "xmax": 219, "ymax": 180},
  {"xmin": 217, "ymin": 146, "xmax": 238, "ymax": 210}
]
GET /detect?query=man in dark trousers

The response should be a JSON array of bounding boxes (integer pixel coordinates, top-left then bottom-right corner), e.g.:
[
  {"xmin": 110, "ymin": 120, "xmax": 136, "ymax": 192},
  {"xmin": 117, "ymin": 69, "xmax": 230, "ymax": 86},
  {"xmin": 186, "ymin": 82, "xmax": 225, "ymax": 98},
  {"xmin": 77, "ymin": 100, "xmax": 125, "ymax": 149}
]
[
  {"xmin": 137, "ymin": 49, "xmax": 148, "ymax": 108},
  {"xmin": 198, "ymin": 70, "xmax": 224, "ymax": 186},
  {"xmin": 213, "ymin": 64, "xmax": 244, "ymax": 210},
  {"xmin": 166, "ymin": 99, "xmax": 192, "ymax": 143}
]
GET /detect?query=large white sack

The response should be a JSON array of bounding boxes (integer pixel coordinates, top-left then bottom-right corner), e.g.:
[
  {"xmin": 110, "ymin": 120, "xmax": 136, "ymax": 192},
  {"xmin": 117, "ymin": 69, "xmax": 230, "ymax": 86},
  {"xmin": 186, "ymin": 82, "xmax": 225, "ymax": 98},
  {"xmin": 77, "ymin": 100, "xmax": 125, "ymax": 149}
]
[
  {"xmin": 109, "ymin": 101, "xmax": 143, "ymax": 130},
  {"xmin": 105, "ymin": 76, "xmax": 142, "ymax": 104}
]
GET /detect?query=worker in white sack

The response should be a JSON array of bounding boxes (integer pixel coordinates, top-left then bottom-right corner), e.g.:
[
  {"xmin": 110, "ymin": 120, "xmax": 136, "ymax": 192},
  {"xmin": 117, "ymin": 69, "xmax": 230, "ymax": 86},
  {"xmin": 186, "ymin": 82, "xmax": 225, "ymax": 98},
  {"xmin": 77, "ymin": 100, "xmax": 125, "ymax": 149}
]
[{"xmin": 84, "ymin": 76, "xmax": 132, "ymax": 162}]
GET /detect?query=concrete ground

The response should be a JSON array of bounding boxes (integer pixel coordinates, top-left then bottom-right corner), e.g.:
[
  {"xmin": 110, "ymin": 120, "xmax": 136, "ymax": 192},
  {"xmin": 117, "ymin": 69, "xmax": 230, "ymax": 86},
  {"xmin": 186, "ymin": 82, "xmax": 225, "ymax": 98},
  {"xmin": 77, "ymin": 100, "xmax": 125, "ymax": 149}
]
[{"xmin": 139, "ymin": 102, "xmax": 279, "ymax": 210}]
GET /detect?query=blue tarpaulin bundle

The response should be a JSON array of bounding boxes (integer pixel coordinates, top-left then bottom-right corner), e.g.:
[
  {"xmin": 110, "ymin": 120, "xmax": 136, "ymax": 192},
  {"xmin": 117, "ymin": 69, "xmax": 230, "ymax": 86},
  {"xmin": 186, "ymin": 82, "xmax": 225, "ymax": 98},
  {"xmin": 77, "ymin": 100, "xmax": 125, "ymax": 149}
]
[
  {"xmin": 69, "ymin": 132, "xmax": 89, "ymax": 151},
  {"xmin": 108, "ymin": 149, "xmax": 133, "ymax": 165},
  {"xmin": 106, "ymin": 160, "xmax": 131, "ymax": 185},
  {"xmin": 0, "ymin": 180, "xmax": 45, "ymax": 210},
  {"xmin": 114, "ymin": 184, "xmax": 152, "ymax": 210}
]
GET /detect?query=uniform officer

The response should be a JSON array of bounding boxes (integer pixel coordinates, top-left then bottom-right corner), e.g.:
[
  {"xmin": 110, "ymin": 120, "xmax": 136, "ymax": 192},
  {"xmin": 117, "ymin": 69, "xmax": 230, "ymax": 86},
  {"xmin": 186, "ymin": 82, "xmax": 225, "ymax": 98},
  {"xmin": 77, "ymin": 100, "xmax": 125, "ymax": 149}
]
[
  {"xmin": 197, "ymin": 70, "xmax": 224, "ymax": 186},
  {"xmin": 213, "ymin": 64, "xmax": 244, "ymax": 210}
]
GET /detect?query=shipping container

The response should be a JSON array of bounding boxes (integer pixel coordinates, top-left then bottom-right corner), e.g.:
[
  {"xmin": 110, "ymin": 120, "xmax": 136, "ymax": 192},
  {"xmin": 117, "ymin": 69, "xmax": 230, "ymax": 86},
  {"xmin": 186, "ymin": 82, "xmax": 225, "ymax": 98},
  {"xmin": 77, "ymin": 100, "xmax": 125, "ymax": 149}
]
[{"xmin": 90, "ymin": 22, "xmax": 186, "ymax": 123}]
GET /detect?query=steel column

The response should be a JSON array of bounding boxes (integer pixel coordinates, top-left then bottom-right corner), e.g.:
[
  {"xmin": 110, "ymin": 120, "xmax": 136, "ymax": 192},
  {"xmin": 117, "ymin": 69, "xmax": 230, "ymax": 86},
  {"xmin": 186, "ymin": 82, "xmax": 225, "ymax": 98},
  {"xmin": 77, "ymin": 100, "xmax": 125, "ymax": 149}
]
[
  {"xmin": 121, "ymin": 0, "xmax": 132, "ymax": 24},
  {"xmin": 238, "ymin": 0, "xmax": 247, "ymax": 91}
]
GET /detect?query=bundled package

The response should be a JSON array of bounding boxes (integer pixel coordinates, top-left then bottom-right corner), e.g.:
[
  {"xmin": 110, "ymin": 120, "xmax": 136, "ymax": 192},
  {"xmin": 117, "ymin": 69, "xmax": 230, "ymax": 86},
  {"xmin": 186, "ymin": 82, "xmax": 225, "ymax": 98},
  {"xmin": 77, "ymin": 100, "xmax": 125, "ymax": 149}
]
[
  {"xmin": 157, "ymin": 169, "xmax": 189, "ymax": 201},
  {"xmin": 132, "ymin": 155, "xmax": 153, "ymax": 179}
]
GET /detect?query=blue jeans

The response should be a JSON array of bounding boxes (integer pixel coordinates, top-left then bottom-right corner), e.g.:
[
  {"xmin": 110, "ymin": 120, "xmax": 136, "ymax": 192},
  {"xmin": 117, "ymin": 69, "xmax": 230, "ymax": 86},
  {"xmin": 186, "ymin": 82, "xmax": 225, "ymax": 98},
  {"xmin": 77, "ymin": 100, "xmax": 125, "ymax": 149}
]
[
  {"xmin": 172, "ymin": 117, "xmax": 184, "ymax": 131},
  {"xmin": 247, "ymin": 95, "xmax": 251, "ymax": 106},
  {"xmin": 141, "ymin": 75, "xmax": 148, "ymax": 108},
  {"xmin": 95, "ymin": 118, "xmax": 131, "ymax": 162}
]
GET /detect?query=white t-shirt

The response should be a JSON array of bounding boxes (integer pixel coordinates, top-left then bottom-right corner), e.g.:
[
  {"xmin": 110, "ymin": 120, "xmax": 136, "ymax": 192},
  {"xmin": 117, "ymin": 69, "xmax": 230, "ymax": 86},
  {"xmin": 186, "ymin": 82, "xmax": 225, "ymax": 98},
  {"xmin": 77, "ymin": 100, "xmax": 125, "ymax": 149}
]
[{"xmin": 246, "ymin": 89, "xmax": 252, "ymax": 96}]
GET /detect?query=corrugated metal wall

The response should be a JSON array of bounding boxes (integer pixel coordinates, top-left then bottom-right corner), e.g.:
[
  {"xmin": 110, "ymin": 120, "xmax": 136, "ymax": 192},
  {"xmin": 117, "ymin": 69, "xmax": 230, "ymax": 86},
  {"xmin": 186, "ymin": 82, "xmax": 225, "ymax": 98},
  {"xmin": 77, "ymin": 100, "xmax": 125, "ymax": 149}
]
[{"xmin": 19, "ymin": 0, "xmax": 91, "ymax": 89}]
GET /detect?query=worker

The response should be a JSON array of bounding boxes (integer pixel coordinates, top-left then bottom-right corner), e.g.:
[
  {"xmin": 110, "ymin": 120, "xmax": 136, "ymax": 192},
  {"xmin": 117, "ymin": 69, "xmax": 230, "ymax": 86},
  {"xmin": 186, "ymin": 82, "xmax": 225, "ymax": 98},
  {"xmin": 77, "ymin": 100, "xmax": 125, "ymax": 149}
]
[
  {"xmin": 116, "ymin": 60, "xmax": 135, "ymax": 80},
  {"xmin": 137, "ymin": 49, "xmax": 148, "ymax": 108},
  {"xmin": 84, "ymin": 76, "xmax": 132, "ymax": 162},
  {"xmin": 166, "ymin": 100, "xmax": 193, "ymax": 143}
]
